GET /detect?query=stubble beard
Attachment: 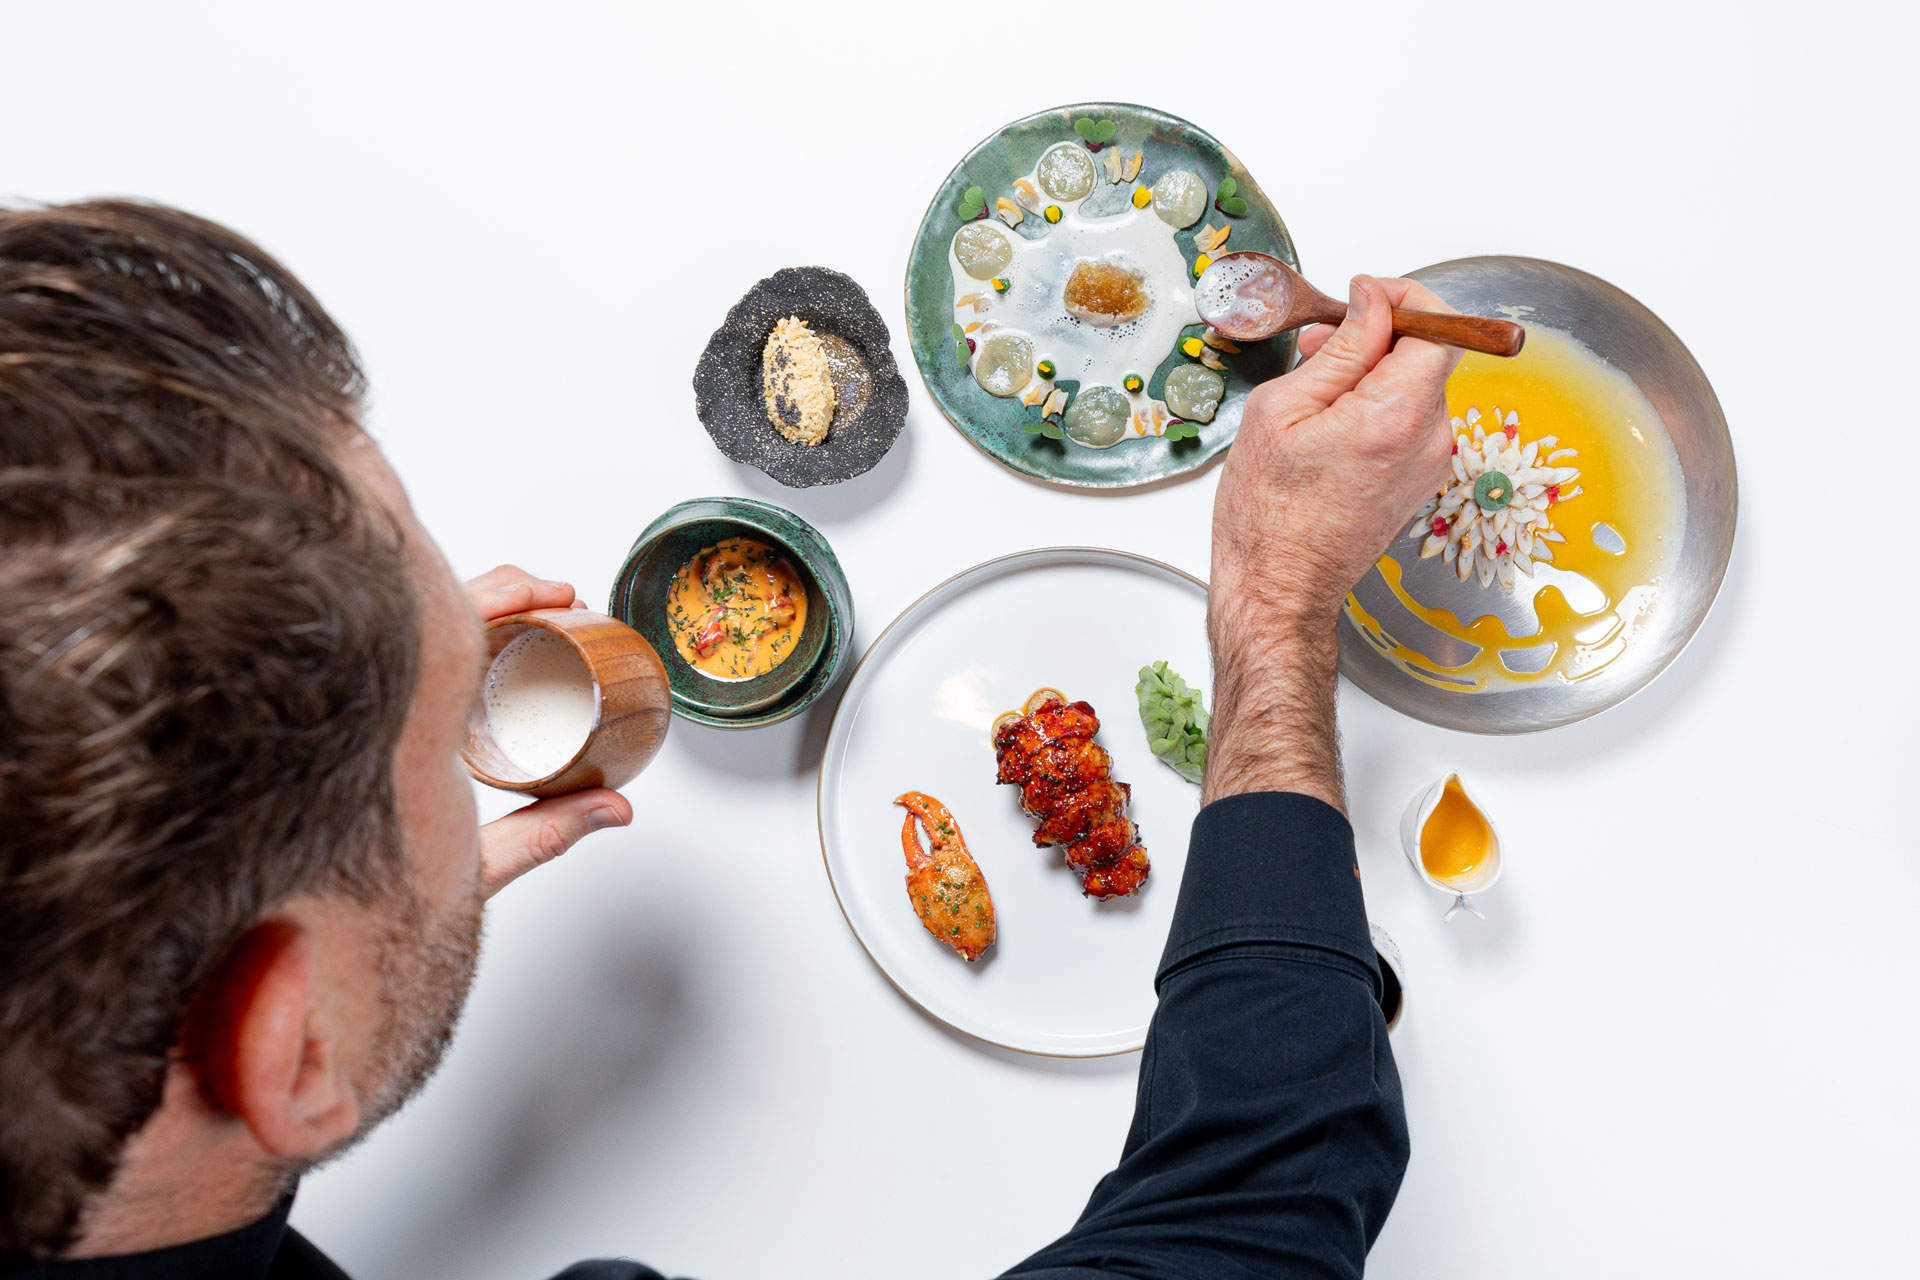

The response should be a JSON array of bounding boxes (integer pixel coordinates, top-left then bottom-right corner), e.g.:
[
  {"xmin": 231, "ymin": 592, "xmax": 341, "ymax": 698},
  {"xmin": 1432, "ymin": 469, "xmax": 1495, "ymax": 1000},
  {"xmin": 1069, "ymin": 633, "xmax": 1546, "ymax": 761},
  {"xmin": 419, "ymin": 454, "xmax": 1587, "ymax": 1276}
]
[{"xmin": 298, "ymin": 874, "xmax": 484, "ymax": 1181}]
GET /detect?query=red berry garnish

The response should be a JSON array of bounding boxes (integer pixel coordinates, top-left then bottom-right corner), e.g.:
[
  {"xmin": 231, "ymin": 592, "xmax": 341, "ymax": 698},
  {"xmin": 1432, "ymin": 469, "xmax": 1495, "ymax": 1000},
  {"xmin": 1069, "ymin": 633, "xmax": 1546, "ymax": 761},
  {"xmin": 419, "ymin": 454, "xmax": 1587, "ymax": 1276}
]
[
  {"xmin": 965, "ymin": 338, "xmax": 976, "ymax": 354},
  {"xmin": 1495, "ymin": 540, "xmax": 1508, "ymax": 556},
  {"xmin": 1451, "ymin": 442, "xmax": 1459, "ymax": 455},
  {"xmin": 1431, "ymin": 516, "xmax": 1450, "ymax": 537},
  {"xmin": 1546, "ymin": 485, "xmax": 1560, "ymax": 504}
]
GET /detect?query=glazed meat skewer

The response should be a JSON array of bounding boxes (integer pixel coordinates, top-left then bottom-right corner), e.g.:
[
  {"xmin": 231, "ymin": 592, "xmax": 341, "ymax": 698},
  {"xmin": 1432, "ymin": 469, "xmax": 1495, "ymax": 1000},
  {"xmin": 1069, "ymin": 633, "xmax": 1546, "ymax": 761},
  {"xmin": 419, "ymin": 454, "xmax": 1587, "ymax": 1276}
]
[{"xmin": 992, "ymin": 689, "xmax": 1150, "ymax": 899}]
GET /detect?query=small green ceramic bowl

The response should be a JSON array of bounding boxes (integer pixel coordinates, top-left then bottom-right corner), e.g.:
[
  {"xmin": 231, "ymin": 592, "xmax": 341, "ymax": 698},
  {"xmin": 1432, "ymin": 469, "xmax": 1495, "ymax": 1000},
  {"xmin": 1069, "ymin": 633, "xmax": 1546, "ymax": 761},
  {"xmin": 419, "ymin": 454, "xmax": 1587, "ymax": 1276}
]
[{"xmin": 610, "ymin": 497, "xmax": 854, "ymax": 729}]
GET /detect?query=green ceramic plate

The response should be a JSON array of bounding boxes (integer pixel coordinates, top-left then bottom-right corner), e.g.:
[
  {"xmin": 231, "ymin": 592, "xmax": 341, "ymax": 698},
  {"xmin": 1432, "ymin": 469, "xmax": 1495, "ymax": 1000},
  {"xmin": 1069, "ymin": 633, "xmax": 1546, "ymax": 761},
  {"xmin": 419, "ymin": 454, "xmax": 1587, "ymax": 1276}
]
[{"xmin": 904, "ymin": 102, "xmax": 1298, "ymax": 489}]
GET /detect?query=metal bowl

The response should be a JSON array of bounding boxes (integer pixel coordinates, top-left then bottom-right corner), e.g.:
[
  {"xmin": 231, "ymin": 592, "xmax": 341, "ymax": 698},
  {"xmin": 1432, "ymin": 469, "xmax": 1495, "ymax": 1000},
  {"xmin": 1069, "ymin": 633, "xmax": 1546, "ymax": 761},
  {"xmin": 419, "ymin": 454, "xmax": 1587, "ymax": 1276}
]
[{"xmin": 1337, "ymin": 256, "xmax": 1737, "ymax": 733}]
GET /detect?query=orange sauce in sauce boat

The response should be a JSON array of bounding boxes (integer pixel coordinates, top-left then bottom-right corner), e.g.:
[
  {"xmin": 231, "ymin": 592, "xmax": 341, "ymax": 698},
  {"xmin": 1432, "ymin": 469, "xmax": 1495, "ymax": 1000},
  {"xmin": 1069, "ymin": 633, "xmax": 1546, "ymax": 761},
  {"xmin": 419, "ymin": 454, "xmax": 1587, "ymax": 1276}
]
[{"xmin": 1399, "ymin": 772, "xmax": 1505, "ymax": 922}]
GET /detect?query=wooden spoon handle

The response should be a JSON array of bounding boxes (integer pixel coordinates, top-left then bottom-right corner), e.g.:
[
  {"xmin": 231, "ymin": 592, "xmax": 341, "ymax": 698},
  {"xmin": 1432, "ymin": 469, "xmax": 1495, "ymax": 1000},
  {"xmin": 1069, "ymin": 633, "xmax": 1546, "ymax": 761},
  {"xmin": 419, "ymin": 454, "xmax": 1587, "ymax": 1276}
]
[{"xmin": 1386, "ymin": 308, "xmax": 1525, "ymax": 357}]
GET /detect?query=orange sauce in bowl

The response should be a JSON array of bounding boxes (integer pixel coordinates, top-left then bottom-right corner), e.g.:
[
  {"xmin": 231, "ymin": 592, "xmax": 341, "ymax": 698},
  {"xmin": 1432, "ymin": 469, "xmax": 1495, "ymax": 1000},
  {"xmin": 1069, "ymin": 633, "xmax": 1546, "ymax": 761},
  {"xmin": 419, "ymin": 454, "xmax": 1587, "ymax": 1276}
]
[
  {"xmin": 1419, "ymin": 776, "xmax": 1491, "ymax": 884},
  {"xmin": 665, "ymin": 539, "xmax": 808, "ymax": 681}
]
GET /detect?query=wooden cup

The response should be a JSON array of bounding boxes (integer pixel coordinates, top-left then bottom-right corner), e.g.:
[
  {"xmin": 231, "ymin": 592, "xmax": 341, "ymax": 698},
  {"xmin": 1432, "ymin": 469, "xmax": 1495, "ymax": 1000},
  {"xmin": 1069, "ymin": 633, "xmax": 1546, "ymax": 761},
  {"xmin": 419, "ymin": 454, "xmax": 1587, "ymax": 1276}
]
[{"xmin": 461, "ymin": 608, "xmax": 671, "ymax": 798}]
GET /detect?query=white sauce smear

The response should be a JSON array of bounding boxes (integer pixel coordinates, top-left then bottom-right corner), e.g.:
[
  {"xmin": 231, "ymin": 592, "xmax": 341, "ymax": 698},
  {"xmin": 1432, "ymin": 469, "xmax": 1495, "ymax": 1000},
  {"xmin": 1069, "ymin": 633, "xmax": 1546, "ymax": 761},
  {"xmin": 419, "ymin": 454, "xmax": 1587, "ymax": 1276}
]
[{"xmin": 949, "ymin": 145, "xmax": 1203, "ymax": 448}]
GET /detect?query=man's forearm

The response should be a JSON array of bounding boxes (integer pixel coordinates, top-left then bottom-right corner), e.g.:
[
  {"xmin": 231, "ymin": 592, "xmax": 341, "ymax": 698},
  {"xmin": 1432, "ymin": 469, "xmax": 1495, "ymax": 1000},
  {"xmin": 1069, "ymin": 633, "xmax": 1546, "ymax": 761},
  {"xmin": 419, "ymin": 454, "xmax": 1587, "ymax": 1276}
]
[{"xmin": 1202, "ymin": 581, "xmax": 1344, "ymax": 813}]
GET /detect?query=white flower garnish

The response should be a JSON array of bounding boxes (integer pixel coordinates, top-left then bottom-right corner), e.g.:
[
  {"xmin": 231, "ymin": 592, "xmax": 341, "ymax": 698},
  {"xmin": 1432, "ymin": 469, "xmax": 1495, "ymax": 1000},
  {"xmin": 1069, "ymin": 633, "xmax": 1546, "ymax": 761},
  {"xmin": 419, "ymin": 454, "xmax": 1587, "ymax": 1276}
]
[{"xmin": 1408, "ymin": 407, "xmax": 1584, "ymax": 590}]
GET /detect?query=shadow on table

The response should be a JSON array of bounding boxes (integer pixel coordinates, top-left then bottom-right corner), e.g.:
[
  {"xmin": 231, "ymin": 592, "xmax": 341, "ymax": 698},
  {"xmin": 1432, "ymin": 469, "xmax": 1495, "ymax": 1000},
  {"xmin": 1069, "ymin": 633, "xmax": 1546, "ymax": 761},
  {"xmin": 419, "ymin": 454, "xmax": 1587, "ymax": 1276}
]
[
  {"xmin": 1485, "ymin": 529, "xmax": 1751, "ymax": 769},
  {"xmin": 371, "ymin": 918, "xmax": 699, "ymax": 1278},
  {"xmin": 995, "ymin": 433, "xmax": 1229, "ymax": 500},
  {"xmin": 669, "ymin": 687, "xmax": 840, "ymax": 782},
  {"xmin": 726, "ymin": 410, "xmax": 915, "ymax": 523},
  {"xmin": 918, "ymin": 1008, "xmax": 1143, "ymax": 1080},
  {"xmin": 668, "ymin": 620, "xmax": 860, "ymax": 781}
]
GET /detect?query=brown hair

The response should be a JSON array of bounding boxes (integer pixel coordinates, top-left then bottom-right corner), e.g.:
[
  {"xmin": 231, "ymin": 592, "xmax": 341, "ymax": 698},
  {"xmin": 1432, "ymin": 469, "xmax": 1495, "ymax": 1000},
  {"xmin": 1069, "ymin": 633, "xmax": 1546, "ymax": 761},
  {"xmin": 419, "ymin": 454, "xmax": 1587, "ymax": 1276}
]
[{"xmin": 0, "ymin": 201, "xmax": 421, "ymax": 1256}]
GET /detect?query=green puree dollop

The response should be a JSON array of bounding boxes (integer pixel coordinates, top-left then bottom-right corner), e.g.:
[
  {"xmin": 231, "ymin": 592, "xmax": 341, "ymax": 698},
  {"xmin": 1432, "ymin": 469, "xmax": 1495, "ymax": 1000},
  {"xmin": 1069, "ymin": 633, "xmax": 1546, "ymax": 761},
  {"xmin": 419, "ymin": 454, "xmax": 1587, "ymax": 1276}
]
[{"xmin": 1136, "ymin": 660, "xmax": 1209, "ymax": 785}]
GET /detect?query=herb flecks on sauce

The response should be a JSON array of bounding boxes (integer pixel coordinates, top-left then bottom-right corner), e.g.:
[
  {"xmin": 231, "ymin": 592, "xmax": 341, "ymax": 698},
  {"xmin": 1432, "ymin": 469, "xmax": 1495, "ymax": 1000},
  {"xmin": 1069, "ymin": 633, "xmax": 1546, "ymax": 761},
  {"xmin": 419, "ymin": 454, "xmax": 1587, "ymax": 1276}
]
[{"xmin": 665, "ymin": 538, "xmax": 808, "ymax": 681}]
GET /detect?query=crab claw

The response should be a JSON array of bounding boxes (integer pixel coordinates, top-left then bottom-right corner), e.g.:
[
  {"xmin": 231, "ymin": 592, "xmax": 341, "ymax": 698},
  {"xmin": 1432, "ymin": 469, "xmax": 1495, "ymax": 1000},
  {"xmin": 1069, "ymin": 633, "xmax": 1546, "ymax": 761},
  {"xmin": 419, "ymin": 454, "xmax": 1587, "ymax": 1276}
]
[{"xmin": 893, "ymin": 792, "xmax": 996, "ymax": 962}]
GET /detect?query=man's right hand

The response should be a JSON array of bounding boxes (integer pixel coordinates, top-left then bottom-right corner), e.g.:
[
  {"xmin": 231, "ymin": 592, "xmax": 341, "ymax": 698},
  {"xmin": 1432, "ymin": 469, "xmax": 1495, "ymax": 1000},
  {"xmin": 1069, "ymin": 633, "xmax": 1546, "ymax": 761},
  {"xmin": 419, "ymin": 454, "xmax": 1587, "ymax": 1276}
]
[
  {"xmin": 1203, "ymin": 275, "xmax": 1461, "ymax": 811},
  {"xmin": 1212, "ymin": 274, "xmax": 1461, "ymax": 622}
]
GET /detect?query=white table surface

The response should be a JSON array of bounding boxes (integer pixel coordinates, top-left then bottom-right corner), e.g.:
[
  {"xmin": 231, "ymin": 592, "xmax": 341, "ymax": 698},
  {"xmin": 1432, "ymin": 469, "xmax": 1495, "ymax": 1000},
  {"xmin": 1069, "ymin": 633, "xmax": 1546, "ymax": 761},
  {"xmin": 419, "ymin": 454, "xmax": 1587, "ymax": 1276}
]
[{"xmin": 8, "ymin": 2, "xmax": 1915, "ymax": 1276}]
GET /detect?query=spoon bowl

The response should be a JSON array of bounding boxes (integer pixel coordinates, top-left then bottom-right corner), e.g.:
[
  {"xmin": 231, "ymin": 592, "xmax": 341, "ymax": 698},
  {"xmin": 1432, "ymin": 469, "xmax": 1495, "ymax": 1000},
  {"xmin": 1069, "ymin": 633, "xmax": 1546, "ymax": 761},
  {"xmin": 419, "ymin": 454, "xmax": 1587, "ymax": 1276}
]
[{"xmin": 1196, "ymin": 251, "xmax": 1526, "ymax": 357}]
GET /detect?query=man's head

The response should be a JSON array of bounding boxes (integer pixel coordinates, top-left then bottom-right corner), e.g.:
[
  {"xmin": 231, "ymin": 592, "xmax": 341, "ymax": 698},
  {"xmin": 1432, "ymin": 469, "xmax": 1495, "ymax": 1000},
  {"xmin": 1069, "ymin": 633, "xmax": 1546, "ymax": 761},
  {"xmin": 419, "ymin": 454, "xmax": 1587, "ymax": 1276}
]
[{"xmin": 0, "ymin": 201, "xmax": 490, "ymax": 1257}]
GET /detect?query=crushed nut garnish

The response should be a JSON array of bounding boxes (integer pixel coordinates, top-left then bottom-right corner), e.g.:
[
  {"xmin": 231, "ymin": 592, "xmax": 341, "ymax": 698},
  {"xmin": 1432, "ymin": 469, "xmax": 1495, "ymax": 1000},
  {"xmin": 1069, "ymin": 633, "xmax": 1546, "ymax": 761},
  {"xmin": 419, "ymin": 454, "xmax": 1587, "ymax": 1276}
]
[{"xmin": 1194, "ymin": 223, "xmax": 1231, "ymax": 254}]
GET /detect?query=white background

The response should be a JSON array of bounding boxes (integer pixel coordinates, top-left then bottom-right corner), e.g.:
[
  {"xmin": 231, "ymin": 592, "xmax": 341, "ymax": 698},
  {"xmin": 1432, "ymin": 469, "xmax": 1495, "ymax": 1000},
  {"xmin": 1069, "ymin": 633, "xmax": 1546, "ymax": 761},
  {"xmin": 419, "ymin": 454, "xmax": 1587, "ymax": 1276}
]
[{"xmin": 6, "ymin": 2, "xmax": 1916, "ymax": 1276}]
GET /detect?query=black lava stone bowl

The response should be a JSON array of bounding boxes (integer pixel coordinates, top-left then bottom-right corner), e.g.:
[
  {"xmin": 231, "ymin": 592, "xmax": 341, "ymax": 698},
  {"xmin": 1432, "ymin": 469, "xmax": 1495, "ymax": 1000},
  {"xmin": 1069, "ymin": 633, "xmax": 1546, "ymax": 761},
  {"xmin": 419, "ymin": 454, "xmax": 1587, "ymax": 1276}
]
[{"xmin": 692, "ymin": 266, "xmax": 909, "ymax": 487}]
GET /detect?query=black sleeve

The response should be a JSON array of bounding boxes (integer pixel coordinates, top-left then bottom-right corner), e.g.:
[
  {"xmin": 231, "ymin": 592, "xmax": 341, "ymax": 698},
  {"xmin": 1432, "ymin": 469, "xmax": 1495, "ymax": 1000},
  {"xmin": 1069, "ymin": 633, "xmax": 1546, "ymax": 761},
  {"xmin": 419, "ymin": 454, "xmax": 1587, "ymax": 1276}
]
[{"xmin": 1001, "ymin": 792, "xmax": 1410, "ymax": 1280}]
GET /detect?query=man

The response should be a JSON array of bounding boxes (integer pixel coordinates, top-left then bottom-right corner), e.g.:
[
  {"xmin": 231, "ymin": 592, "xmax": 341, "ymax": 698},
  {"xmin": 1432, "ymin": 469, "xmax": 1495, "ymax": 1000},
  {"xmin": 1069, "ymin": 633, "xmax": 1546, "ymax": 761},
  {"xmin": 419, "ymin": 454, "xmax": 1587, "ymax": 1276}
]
[{"xmin": 0, "ymin": 200, "xmax": 1455, "ymax": 1278}]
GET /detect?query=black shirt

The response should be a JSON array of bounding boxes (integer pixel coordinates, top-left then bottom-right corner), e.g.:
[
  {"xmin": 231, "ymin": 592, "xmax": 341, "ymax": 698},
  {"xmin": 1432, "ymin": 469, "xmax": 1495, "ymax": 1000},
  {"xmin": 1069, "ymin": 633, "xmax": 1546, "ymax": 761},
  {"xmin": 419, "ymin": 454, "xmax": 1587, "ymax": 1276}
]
[{"xmin": 8, "ymin": 793, "xmax": 1407, "ymax": 1280}]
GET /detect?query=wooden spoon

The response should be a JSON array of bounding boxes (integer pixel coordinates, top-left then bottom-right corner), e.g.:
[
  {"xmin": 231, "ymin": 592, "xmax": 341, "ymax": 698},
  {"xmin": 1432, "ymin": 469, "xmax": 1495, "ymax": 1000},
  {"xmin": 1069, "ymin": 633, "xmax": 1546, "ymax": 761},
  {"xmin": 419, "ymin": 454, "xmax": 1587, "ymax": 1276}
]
[{"xmin": 1195, "ymin": 252, "xmax": 1525, "ymax": 357}]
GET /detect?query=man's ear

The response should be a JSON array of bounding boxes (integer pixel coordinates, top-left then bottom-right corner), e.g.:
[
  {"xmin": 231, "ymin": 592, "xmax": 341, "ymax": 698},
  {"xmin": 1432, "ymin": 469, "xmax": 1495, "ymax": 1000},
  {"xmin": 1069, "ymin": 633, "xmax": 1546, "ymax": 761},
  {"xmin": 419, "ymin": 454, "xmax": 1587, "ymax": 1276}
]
[{"xmin": 185, "ymin": 920, "xmax": 361, "ymax": 1160}]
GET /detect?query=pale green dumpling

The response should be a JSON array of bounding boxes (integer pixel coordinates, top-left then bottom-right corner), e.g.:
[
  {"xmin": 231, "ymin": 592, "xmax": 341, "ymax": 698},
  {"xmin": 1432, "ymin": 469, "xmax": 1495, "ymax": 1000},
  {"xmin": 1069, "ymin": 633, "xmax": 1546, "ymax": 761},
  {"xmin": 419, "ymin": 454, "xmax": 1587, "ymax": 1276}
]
[
  {"xmin": 973, "ymin": 332, "xmax": 1033, "ymax": 398},
  {"xmin": 954, "ymin": 223, "xmax": 1013, "ymax": 280},
  {"xmin": 1163, "ymin": 364, "xmax": 1226, "ymax": 423},
  {"xmin": 1063, "ymin": 384, "xmax": 1131, "ymax": 448},
  {"xmin": 1151, "ymin": 169, "xmax": 1208, "ymax": 229},
  {"xmin": 1036, "ymin": 143, "xmax": 1096, "ymax": 202}
]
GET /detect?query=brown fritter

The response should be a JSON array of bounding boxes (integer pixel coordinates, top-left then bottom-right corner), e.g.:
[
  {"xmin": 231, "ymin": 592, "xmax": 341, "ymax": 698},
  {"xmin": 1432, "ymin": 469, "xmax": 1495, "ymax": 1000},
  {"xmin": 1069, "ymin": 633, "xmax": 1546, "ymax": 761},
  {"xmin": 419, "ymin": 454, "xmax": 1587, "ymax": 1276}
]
[
  {"xmin": 1063, "ymin": 816, "xmax": 1138, "ymax": 871},
  {"xmin": 1018, "ymin": 738, "xmax": 1112, "ymax": 816},
  {"xmin": 1034, "ymin": 779, "xmax": 1130, "ymax": 847},
  {"xmin": 992, "ymin": 688, "xmax": 1151, "ymax": 900},
  {"xmin": 1083, "ymin": 848, "xmax": 1151, "ymax": 899},
  {"xmin": 993, "ymin": 699, "xmax": 1099, "ymax": 784}
]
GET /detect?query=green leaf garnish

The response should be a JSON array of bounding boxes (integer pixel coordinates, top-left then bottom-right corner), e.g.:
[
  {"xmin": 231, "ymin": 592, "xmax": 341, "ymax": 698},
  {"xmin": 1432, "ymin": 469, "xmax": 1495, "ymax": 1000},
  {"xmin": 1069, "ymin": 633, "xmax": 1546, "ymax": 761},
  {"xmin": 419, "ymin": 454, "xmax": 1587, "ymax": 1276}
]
[
  {"xmin": 1474, "ymin": 469, "xmax": 1514, "ymax": 511},
  {"xmin": 1164, "ymin": 421, "xmax": 1199, "ymax": 442},
  {"xmin": 1136, "ymin": 661, "xmax": 1209, "ymax": 784},
  {"xmin": 957, "ymin": 185, "xmax": 986, "ymax": 219},
  {"xmin": 1216, "ymin": 195, "xmax": 1249, "ymax": 217},
  {"xmin": 955, "ymin": 339, "xmax": 970, "ymax": 366},
  {"xmin": 1216, "ymin": 176, "xmax": 1237, "ymax": 200},
  {"xmin": 1073, "ymin": 118, "xmax": 1116, "ymax": 145},
  {"xmin": 952, "ymin": 323, "xmax": 966, "ymax": 341},
  {"xmin": 1022, "ymin": 416, "xmax": 1063, "ymax": 440}
]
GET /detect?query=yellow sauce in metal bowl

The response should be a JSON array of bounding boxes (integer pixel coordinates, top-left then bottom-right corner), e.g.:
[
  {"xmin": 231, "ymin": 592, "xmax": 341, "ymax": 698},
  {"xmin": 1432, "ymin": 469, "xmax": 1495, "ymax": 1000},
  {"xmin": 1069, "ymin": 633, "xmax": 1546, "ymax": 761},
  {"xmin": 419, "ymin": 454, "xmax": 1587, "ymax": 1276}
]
[
  {"xmin": 666, "ymin": 539, "xmax": 808, "ymax": 681},
  {"xmin": 1346, "ymin": 324, "xmax": 1688, "ymax": 691}
]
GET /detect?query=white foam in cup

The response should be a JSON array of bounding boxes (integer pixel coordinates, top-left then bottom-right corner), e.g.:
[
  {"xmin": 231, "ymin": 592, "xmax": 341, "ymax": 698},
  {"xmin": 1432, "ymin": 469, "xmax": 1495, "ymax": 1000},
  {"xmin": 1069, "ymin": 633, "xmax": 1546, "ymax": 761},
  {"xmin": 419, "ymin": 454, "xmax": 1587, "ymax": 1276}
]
[{"xmin": 483, "ymin": 628, "xmax": 598, "ymax": 779}]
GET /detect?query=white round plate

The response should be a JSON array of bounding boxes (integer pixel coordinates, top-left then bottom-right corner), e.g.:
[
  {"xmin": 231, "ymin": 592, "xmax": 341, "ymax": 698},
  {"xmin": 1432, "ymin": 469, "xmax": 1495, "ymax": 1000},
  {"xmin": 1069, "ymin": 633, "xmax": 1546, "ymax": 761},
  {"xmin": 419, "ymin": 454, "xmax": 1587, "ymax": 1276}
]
[{"xmin": 817, "ymin": 548, "xmax": 1210, "ymax": 1056}]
